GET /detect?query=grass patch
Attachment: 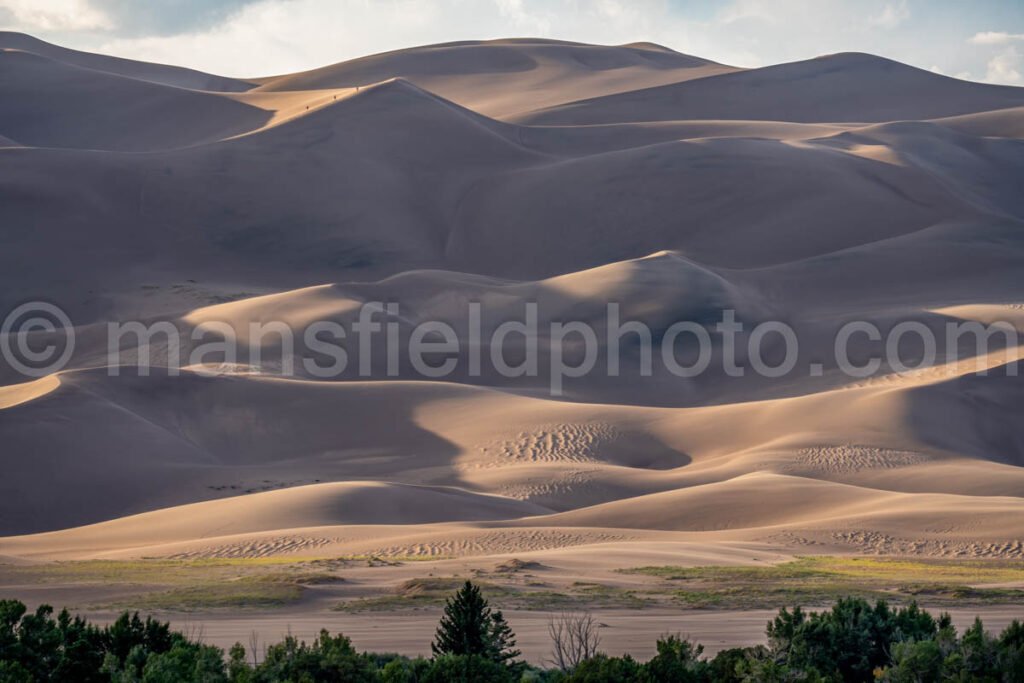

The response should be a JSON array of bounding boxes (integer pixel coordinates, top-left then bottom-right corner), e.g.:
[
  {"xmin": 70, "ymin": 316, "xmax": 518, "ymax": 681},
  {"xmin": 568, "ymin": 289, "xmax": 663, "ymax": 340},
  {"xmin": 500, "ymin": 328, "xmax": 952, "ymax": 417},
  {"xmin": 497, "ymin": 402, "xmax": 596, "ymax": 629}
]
[
  {"xmin": 336, "ymin": 578, "xmax": 510, "ymax": 612},
  {"xmin": 509, "ymin": 583, "xmax": 651, "ymax": 610},
  {"xmin": 618, "ymin": 557, "xmax": 1024, "ymax": 609},
  {"xmin": 7, "ymin": 555, "xmax": 1024, "ymax": 614},
  {"xmin": 0, "ymin": 558, "xmax": 330, "ymax": 585},
  {"xmin": 0, "ymin": 560, "xmax": 345, "ymax": 612},
  {"xmin": 131, "ymin": 582, "xmax": 304, "ymax": 611},
  {"xmin": 112, "ymin": 571, "xmax": 342, "ymax": 611},
  {"xmin": 335, "ymin": 578, "xmax": 651, "ymax": 612}
]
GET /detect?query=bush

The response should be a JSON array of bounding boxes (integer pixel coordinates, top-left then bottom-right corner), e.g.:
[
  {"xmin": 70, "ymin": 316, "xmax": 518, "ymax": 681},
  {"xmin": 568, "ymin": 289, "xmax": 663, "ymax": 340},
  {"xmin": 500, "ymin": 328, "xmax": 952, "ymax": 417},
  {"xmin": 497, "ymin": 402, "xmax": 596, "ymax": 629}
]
[
  {"xmin": 767, "ymin": 598, "xmax": 938, "ymax": 682},
  {"xmin": 879, "ymin": 639, "xmax": 944, "ymax": 682},
  {"xmin": 642, "ymin": 634, "xmax": 707, "ymax": 682},
  {"xmin": 998, "ymin": 620, "xmax": 1024, "ymax": 681},
  {"xmin": 379, "ymin": 656, "xmax": 430, "ymax": 683},
  {"xmin": 250, "ymin": 629, "xmax": 377, "ymax": 682},
  {"xmin": 706, "ymin": 646, "xmax": 767, "ymax": 682},
  {"xmin": 422, "ymin": 654, "xmax": 514, "ymax": 682},
  {"xmin": 141, "ymin": 639, "xmax": 228, "ymax": 683},
  {"xmin": 564, "ymin": 653, "xmax": 641, "ymax": 682}
]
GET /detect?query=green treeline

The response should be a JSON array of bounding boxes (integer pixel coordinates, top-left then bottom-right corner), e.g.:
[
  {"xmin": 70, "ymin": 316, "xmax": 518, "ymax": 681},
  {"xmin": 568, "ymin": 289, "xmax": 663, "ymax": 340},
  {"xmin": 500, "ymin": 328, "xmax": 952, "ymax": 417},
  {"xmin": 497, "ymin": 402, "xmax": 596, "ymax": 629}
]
[{"xmin": 2, "ymin": 582, "xmax": 1023, "ymax": 682}]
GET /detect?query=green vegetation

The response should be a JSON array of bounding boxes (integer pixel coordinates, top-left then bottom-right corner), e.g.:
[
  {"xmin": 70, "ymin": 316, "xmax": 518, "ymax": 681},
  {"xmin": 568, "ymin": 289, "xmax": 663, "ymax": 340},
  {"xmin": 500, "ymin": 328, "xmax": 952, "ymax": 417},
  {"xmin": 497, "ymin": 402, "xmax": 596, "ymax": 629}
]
[
  {"xmin": 507, "ymin": 583, "xmax": 650, "ymax": 611},
  {"xmin": 128, "ymin": 574, "xmax": 335, "ymax": 611},
  {"xmin": 337, "ymin": 578, "xmax": 513, "ymax": 612},
  {"xmin": 4, "ymin": 556, "xmax": 1024, "ymax": 615},
  {"xmin": 431, "ymin": 581, "xmax": 520, "ymax": 667},
  {"xmin": 4, "ymin": 588, "xmax": 1024, "ymax": 681},
  {"xmin": 0, "ymin": 560, "xmax": 343, "ymax": 611},
  {"xmin": 335, "ymin": 578, "xmax": 650, "ymax": 613},
  {"xmin": 620, "ymin": 556, "xmax": 1024, "ymax": 609}
]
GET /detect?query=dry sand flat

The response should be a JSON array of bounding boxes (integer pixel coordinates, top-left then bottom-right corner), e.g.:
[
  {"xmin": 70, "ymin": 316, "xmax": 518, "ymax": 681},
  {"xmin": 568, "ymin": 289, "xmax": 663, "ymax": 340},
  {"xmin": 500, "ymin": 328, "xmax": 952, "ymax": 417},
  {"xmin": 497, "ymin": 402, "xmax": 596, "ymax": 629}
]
[{"xmin": 0, "ymin": 36, "xmax": 1023, "ymax": 597}]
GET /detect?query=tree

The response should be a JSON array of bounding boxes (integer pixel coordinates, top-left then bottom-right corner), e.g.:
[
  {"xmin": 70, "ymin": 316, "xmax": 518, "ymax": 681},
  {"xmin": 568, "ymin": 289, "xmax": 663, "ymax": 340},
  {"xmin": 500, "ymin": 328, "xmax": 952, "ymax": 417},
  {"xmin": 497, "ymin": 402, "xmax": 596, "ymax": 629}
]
[
  {"xmin": 431, "ymin": 581, "xmax": 520, "ymax": 666},
  {"xmin": 958, "ymin": 617, "xmax": 999, "ymax": 681},
  {"xmin": 423, "ymin": 654, "xmax": 515, "ymax": 683},
  {"xmin": 642, "ymin": 634, "xmax": 708, "ymax": 682},
  {"xmin": 548, "ymin": 612, "xmax": 602, "ymax": 672},
  {"xmin": 767, "ymin": 598, "xmax": 938, "ymax": 682},
  {"xmin": 140, "ymin": 639, "xmax": 227, "ymax": 683},
  {"xmin": 380, "ymin": 655, "xmax": 431, "ymax": 682},
  {"xmin": 998, "ymin": 620, "xmax": 1024, "ymax": 681},
  {"xmin": 103, "ymin": 611, "xmax": 174, "ymax": 672},
  {"xmin": 878, "ymin": 640, "xmax": 944, "ymax": 682},
  {"xmin": 227, "ymin": 642, "xmax": 253, "ymax": 683},
  {"xmin": 707, "ymin": 646, "xmax": 766, "ymax": 683},
  {"xmin": 565, "ymin": 653, "xmax": 641, "ymax": 682},
  {"xmin": 252, "ymin": 629, "xmax": 377, "ymax": 683}
]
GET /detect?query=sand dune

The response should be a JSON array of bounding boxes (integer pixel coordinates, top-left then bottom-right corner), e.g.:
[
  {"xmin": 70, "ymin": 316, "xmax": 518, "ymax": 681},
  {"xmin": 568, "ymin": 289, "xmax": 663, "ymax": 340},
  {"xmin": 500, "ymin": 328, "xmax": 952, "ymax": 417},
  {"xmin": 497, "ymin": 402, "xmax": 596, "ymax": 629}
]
[
  {"xmin": 931, "ymin": 106, "xmax": 1024, "ymax": 138},
  {"xmin": 0, "ymin": 375, "xmax": 59, "ymax": 410},
  {"xmin": 1, "ymin": 36, "xmax": 1023, "ymax": 568},
  {"xmin": 2, "ymin": 357, "xmax": 1021, "ymax": 540},
  {"xmin": 0, "ymin": 49, "xmax": 269, "ymax": 151},
  {"xmin": 3, "ymin": 53, "xmax": 1021, "ymax": 318},
  {"xmin": 517, "ymin": 52, "xmax": 1024, "ymax": 125},
  {"xmin": 255, "ymin": 38, "xmax": 738, "ymax": 118},
  {"xmin": 3, "ymin": 480, "xmax": 550, "ymax": 548},
  {"xmin": 0, "ymin": 31, "xmax": 252, "ymax": 91}
]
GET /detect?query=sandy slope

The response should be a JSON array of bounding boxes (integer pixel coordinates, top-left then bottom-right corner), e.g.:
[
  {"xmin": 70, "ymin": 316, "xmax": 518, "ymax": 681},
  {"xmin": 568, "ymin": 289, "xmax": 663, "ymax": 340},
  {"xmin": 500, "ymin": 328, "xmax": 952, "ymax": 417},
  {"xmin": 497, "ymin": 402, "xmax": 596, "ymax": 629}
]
[
  {"xmin": 254, "ymin": 38, "xmax": 738, "ymax": 119},
  {"xmin": 1, "ymin": 37, "xmax": 1023, "ymax": 568},
  {"xmin": 516, "ymin": 52, "xmax": 1024, "ymax": 125},
  {"xmin": 0, "ymin": 49, "xmax": 269, "ymax": 151},
  {"xmin": 0, "ymin": 31, "xmax": 252, "ymax": 91}
]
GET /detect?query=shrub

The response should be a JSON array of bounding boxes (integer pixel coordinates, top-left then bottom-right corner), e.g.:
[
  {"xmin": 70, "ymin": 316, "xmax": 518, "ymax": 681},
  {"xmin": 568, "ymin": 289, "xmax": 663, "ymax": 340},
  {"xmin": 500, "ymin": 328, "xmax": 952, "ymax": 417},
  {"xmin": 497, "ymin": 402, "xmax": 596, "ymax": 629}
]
[
  {"xmin": 768, "ymin": 598, "xmax": 938, "ymax": 682},
  {"xmin": 250, "ymin": 629, "xmax": 377, "ymax": 682},
  {"xmin": 422, "ymin": 653, "xmax": 514, "ymax": 682},
  {"xmin": 564, "ymin": 653, "xmax": 641, "ymax": 682},
  {"xmin": 641, "ymin": 634, "xmax": 707, "ymax": 682}
]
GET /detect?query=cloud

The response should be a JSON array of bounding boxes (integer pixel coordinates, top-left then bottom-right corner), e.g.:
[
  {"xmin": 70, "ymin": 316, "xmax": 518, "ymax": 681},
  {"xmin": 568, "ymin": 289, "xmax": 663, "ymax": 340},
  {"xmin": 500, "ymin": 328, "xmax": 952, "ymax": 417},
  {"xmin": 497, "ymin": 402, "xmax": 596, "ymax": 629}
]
[
  {"xmin": 92, "ymin": 0, "xmax": 727, "ymax": 77},
  {"xmin": 969, "ymin": 31, "xmax": 1024, "ymax": 46},
  {"xmin": 3, "ymin": 0, "xmax": 1020, "ymax": 87},
  {"xmin": 716, "ymin": 0, "xmax": 778, "ymax": 25},
  {"xmin": 88, "ymin": 0, "xmax": 265, "ymax": 37},
  {"xmin": 981, "ymin": 45, "xmax": 1023, "ymax": 85},
  {"xmin": 0, "ymin": 0, "xmax": 111, "ymax": 31},
  {"xmin": 869, "ymin": 0, "xmax": 909, "ymax": 30}
]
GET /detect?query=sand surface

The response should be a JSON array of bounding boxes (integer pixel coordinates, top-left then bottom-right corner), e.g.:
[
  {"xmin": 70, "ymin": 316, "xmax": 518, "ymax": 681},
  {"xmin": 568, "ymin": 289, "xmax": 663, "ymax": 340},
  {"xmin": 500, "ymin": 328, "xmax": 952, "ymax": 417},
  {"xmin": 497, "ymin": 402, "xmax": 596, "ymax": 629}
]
[{"xmin": 1, "ymin": 35, "xmax": 1023, "ymax": 623}]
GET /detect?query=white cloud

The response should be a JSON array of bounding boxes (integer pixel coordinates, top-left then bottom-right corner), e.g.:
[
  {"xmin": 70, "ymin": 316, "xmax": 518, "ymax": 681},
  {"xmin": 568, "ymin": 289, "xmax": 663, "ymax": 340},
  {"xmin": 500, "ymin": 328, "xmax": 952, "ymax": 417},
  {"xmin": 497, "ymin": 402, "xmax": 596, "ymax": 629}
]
[
  {"xmin": 3, "ymin": 0, "xmax": 1018, "ymax": 87},
  {"xmin": 981, "ymin": 45, "xmax": 1023, "ymax": 85},
  {"xmin": 93, "ymin": 0, "xmax": 731, "ymax": 77},
  {"xmin": 969, "ymin": 31, "xmax": 1024, "ymax": 46},
  {"xmin": 0, "ymin": 0, "xmax": 111, "ymax": 31},
  {"xmin": 869, "ymin": 0, "xmax": 909, "ymax": 30},
  {"xmin": 493, "ymin": 0, "xmax": 552, "ymax": 34},
  {"xmin": 717, "ymin": 0, "xmax": 778, "ymax": 25}
]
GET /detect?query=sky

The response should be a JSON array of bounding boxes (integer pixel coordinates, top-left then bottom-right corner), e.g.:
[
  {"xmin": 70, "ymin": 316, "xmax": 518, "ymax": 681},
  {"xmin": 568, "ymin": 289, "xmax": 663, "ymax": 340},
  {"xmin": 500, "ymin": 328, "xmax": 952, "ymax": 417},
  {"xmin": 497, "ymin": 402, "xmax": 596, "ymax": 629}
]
[{"xmin": 1, "ymin": 0, "xmax": 1023, "ymax": 84}]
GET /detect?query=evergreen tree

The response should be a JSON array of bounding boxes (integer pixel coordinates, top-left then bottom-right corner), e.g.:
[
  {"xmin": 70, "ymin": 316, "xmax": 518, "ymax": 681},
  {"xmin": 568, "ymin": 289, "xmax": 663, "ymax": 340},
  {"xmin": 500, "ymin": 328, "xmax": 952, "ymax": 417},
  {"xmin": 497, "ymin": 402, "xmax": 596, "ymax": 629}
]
[{"xmin": 431, "ymin": 581, "xmax": 521, "ymax": 666}]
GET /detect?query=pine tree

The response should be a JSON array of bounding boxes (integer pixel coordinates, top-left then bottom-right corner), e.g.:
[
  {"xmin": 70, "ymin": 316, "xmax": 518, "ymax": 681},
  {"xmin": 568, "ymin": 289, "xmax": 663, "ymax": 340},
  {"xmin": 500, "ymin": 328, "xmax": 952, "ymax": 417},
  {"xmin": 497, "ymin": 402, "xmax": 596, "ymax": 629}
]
[
  {"xmin": 431, "ymin": 581, "xmax": 520, "ymax": 666},
  {"xmin": 486, "ymin": 610, "xmax": 519, "ymax": 665}
]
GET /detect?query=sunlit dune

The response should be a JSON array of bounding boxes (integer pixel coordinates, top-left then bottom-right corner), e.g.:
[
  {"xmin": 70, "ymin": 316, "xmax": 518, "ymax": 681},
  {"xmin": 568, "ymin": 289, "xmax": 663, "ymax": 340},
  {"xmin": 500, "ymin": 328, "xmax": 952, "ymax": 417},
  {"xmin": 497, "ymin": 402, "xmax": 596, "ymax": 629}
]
[{"xmin": 1, "ymin": 35, "xmax": 1023, "ymax": 571}]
